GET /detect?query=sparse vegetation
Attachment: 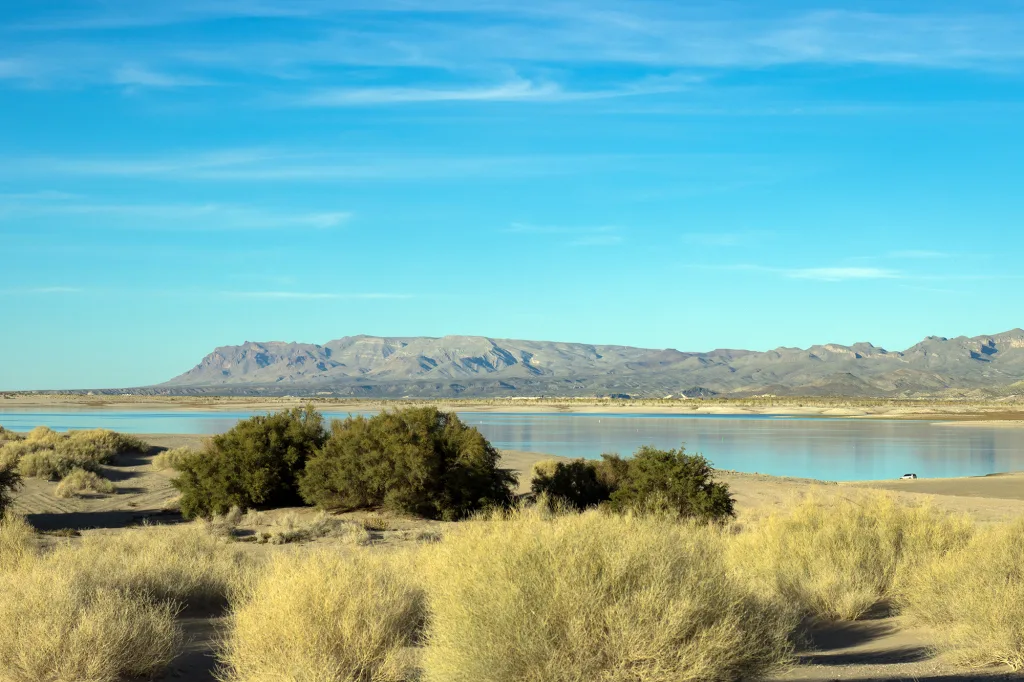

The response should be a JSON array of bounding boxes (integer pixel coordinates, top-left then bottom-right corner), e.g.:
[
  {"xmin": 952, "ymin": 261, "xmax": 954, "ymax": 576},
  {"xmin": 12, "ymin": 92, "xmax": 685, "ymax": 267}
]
[
  {"xmin": 219, "ymin": 550, "xmax": 425, "ymax": 682},
  {"xmin": 54, "ymin": 522, "xmax": 253, "ymax": 609},
  {"xmin": 419, "ymin": 505, "xmax": 795, "ymax": 682},
  {"xmin": 0, "ymin": 458, "xmax": 19, "ymax": 516},
  {"xmin": 263, "ymin": 511, "xmax": 372, "ymax": 545},
  {"xmin": 901, "ymin": 517, "xmax": 1024, "ymax": 669},
  {"xmin": 54, "ymin": 468, "xmax": 116, "ymax": 498},
  {"xmin": 731, "ymin": 493, "xmax": 974, "ymax": 621},
  {"xmin": 300, "ymin": 407, "xmax": 517, "ymax": 520},
  {"xmin": 172, "ymin": 406, "xmax": 326, "ymax": 518},
  {"xmin": 1, "ymin": 428, "xmax": 148, "ymax": 481},
  {"xmin": 151, "ymin": 445, "xmax": 197, "ymax": 471}
]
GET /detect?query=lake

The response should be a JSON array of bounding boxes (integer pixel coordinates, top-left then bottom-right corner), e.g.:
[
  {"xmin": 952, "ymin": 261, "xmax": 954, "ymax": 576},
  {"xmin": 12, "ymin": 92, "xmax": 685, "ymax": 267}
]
[{"xmin": 1, "ymin": 408, "xmax": 1022, "ymax": 481}]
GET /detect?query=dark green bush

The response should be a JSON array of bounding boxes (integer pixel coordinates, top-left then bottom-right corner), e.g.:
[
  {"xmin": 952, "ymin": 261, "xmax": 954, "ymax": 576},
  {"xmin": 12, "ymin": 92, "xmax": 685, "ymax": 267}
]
[
  {"xmin": 528, "ymin": 447, "xmax": 733, "ymax": 521},
  {"xmin": 531, "ymin": 458, "xmax": 616, "ymax": 511},
  {"xmin": 300, "ymin": 407, "xmax": 517, "ymax": 521},
  {"xmin": 608, "ymin": 445, "xmax": 734, "ymax": 521},
  {"xmin": 0, "ymin": 460, "xmax": 19, "ymax": 516},
  {"xmin": 173, "ymin": 406, "xmax": 326, "ymax": 519}
]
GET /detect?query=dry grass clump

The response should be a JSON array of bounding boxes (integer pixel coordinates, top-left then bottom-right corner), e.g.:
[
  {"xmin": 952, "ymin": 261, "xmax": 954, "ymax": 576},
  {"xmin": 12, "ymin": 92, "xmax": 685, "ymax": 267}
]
[
  {"xmin": 0, "ymin": 513, "xmax": 37, "ymax": 573},
  {"xmin": 0, "ymin": 558, "xmax": 180, "ymax": 682},
  {"xmin": 151, "ymin": 446, "xmax": 197, "ymax": 471},
  {"xmin": 420, "ymin": 506, "xmax": 795, "ymax": 682},
  {"xmin": 901, "ymin": 517, "xmax": 1024, "ymax": 669},
  {"xmin": 7, "ymin": 428, "xmax": 149, "ymax": 481},
  {"xmin": 54, "ymin": 468, "xmax": 116, "ymax": 498},
  {"xmin": 48, "ymin": 522, "xmax": 252, "ymax": 609},
  {"xmin": 0, "ymin": 426, "xmax": 23, "ymax": 443},
  {"xmin": 731, "ymin": 493, "xmax": 974, "ymax": 621},
  {"xmin": 263, "ymin": 511, "xmax": 372, "ymax": 545},
  {"xmin": 219, "ymin": 550, "xmax": 425, "ymax": 682}
]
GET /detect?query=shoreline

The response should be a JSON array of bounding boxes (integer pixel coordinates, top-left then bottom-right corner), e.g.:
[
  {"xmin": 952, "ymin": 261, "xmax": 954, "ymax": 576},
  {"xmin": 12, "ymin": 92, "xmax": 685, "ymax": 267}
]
[{"xmin": 2, "ymin": 394, "xmax": 1024, "ymax": 425}]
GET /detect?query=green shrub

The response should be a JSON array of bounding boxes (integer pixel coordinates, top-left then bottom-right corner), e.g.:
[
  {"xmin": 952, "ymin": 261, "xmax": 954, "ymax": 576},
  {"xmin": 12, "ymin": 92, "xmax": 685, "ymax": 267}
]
[
  {"xmin": 420, "ymin": 506, "xmax": 795, "ymax": 682},
  {"xmin": 0, "ymin": 459, "xmax": 19, "ymax": 517},
  {"xmin": 528, "ymin": 447, "xmax": 732, "ymax": 521},
  {"xmin": 300, "ymin": 407, "xmax": 517, "ymax": 521},
  {"xmin": 608, "ymin": 446, "xmax": 734, "ymax": 520},
  {"xmin": 530, "ymin": 458, "xmax": 615, "ymax": 511},
  {"xmin": 173, "ymin": 406, "xmax": 326, "ymax": 519}
]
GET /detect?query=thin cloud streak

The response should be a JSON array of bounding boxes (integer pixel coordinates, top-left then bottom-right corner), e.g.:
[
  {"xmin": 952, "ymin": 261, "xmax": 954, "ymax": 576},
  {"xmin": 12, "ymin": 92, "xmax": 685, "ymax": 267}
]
[
  {"xmin": 220, "ymin": 291, "xmax": 414, "ymax": 300},
  {"xmin": 0, "ymin": 286, "xmax": 83, "ymax": 294},
  {"xmin": 299, "ymin": 75, "xmax": 691, "ymax": 106},
  {"xmin": 0, "ymin": 197, "xmax": 352, "ymax": 230}
]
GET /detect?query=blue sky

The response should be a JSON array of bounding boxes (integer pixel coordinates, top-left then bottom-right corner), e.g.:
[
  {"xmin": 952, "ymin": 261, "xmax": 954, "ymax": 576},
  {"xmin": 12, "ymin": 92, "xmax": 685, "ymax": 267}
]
[{"xmin": 2, "ymin": 1, "xmax": 1024, "ymax": 389}]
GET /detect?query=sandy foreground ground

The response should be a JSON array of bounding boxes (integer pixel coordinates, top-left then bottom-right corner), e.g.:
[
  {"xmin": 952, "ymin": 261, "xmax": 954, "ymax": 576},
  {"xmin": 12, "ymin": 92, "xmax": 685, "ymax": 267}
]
[{"xmin": 10, "ymin": 434, "xmax": 1024, "ymax": 681}]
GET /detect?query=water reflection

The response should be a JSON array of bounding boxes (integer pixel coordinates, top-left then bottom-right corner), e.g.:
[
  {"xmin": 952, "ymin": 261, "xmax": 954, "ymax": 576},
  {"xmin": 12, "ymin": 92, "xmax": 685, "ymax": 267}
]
[{"xmin": 0, "ymin": 408, "xmax": 1021, "ymax": 481}]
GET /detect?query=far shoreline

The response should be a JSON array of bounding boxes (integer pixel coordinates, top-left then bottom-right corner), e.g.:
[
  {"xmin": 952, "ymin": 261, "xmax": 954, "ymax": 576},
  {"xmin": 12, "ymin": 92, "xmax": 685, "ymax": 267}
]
[{"xmin": 2, "ymin": 394, "xmax": 1024, "ymax": 425}]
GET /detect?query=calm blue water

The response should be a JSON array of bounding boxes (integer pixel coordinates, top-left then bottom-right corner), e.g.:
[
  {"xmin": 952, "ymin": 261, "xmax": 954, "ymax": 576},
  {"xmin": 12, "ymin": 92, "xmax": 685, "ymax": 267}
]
[{"xmin": 1, "ymin": 408, "xmax": 1022, "ymax": 482}]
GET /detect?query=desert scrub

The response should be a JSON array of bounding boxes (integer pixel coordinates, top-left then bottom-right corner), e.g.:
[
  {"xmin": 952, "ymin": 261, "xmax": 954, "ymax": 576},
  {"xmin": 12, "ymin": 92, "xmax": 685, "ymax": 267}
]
[
  {"xmin": 48, "ymin": 521, "xmax": 252, "ymax": 610},
  {"xmin": 419, "ymin": 506, "xmax": 795, "ymax": 682},
  {"xmin": 900, "ymin": 517, "xmax": 1024, "ymax": 669},
  {"xmin": 0, "ymin": 513, "xmax": 37, "ymax": 573},
  {"xmin": 11, "ymin": 428, "xmax": 149, "ymax": 480},
  {"xmin": 151, "ymin": 445, "xmax": 197, "ymax": 471},
  {"xmin": 173, "ymin": 406, "xmax": 326, "ymax": 518},
  {"xmin": 0, "ymin": 559, "xmax": 181, "ymax": 681},
  {"xmin": 54, "ymin": 468, "xmax": 116, "ymax": 498},
  {"xmin": 731, "ymin": 493, "xmax": 974, "ymax": 621},
  {"xmin": 219, "ymin": 550, "xmax": 425, "ymax": 682},
  {"xmin": 300, "ymin": 407, "xmax": 517, "ymax": 520},
  {"xmin": 263, "ymin": 511, "xmax": 372, "ymax": 545},
  {"xmin": 0, "ymin": 456, "xmax": 19, "ymax": 516}
]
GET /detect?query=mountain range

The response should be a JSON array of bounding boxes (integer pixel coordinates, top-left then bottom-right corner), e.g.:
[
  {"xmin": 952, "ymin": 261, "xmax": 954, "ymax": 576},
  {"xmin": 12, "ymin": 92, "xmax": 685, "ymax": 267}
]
[{"xmin": 155, "ymin": 330, "xmax": 1024, "ymax": 399}]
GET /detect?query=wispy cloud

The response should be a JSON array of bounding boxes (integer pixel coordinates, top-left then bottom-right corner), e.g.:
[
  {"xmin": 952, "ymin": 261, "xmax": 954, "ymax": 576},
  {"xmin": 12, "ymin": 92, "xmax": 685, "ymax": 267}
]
[
  {"xmin": 5, "ymin": 4, "xmax": 1024, "ymax": 95},
  {"xmin": 708, "ymin": 264, "xmax": 904, "ymax": 282},
  {"xmin": 219, "ymin": 291, "xmax": 413, "ymax": 300},
  {"xmin": 885, "ymin": 250, "xmax": 950, "ymax": 259},
  {"xmin": 1, "ymin": 149, "xmax": 652, "ymax": 181},
  {"xmin": 506, "ymin": 222, "xmax": 624, "ymax": 246},
  {"xmin": 113, "ymin": 64, "xmax": 209, "ymax": 88},
  {"xmin": 683, "ymin": 231, "xmax": 772, "ymax": 247},
  {"xmin": 784, "ymin": 267, "xmax": 902, "ymax": 282},
  {"xmin": 0, "ymin": 195, "xmax": 351, "ymax": 230},
  {"xmin": 299, "ymin": 75, "xmax": 692, "ymax": 106},
  {"xmin": 0, "ymin": 286, "xmax": 83, "ymax": 295}
]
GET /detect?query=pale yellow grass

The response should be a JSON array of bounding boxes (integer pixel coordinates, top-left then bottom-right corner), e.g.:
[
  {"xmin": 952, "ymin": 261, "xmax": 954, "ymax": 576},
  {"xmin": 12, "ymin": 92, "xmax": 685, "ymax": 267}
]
[
  {"xmin": 219, "ymin": 549, "xmax": 425, "ymax": 682},
  {"xmin": 730, "ymin": 492, "xmax": 974, "ymax": 620},
  {"xmin": 264, "ymin": 511, "xmax": 372, "ymax": 545},
  {"xmin": 152, "ymin": 446, "xmax": 197, "ymax": 471},
  {"xmin": 55, "ymin": 468, "xmax": 116, "ymax": 498},
  {"xmin": 8, "ymin": 428, "xmax": 149, "ymax": 480},
  {"xmin": 0, "ymin": 513, "xmax": 37, "ymax": 573},
  {"xmin": 901, "ymin": 517, "xmax": 1024, "ymax": 669},
  {"xmin": 419, "ymin": 506, "xmax": 795, "ymax": 682},
  {"xmin": 0, "ymin": 516, "xmax": 181, "ymax": 682},
  {"xmin": 48, "ymin": 521, "xmax": 253, "ymax": 609}
]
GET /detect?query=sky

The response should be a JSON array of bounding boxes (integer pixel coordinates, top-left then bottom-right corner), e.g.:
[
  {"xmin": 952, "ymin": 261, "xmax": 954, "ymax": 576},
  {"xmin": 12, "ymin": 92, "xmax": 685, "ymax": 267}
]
[{"xmin": 1, "ymin": 0, "xmax": 1024, "ymax": 390}]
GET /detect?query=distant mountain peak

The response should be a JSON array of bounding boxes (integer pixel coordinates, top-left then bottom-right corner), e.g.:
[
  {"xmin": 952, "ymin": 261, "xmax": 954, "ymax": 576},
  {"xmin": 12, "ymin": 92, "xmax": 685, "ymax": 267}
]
[{"xmin": 159, "ymin": 329, "xmax": 1024, "ymax": 399}]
